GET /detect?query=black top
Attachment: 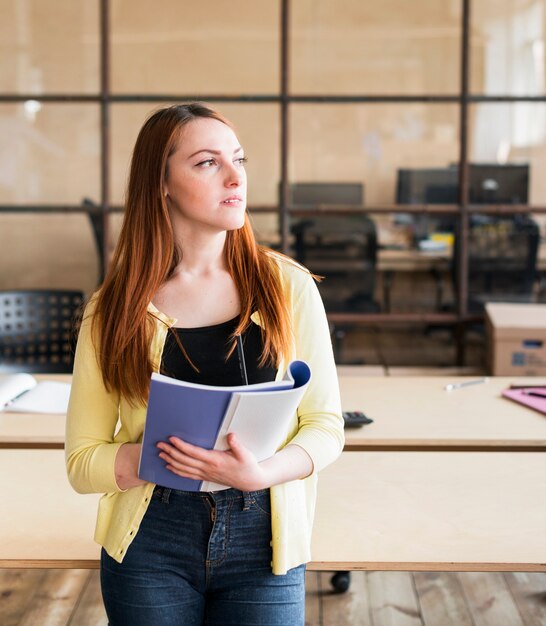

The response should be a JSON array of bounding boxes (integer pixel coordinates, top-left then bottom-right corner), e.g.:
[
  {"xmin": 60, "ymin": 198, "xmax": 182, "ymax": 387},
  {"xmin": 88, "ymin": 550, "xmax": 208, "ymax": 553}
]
[{"xmin": 160, "ymin": 316, "xmax": 277, "ymax": 387}]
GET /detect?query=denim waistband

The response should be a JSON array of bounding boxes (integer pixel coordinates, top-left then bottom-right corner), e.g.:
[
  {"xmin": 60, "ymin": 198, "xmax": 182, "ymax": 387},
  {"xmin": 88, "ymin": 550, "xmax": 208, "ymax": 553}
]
[{"xmin": 153, "ymin": 485, "xmax": 269, "ymax": 500}]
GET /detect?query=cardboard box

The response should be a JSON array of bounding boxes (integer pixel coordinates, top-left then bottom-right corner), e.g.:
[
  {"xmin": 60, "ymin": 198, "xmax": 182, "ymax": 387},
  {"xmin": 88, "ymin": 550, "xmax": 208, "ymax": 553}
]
[{"xmin": 486, "ymin": 303, "xmax": 546, "ymax": 376}]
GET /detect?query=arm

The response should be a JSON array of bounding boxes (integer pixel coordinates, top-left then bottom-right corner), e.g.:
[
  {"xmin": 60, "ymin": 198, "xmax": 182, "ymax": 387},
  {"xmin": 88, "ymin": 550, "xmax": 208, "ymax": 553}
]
[
  {"xmin": 157, "ymin": 434, "xmax": 313, "ymax": 492},
  {"xmin": 65, "ymin": 299, "xmax": 142, "ymax": 494},
  {"xmin": 282, "ymin": 266, "xmax": 345, "ymax": 473}
]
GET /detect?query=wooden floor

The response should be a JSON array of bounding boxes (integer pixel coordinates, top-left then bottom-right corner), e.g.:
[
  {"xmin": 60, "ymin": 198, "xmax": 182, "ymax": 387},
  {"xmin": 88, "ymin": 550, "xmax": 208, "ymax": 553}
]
[{"xmin": 1, "ymin": 569, "xmax": 545, "ymax": 625}]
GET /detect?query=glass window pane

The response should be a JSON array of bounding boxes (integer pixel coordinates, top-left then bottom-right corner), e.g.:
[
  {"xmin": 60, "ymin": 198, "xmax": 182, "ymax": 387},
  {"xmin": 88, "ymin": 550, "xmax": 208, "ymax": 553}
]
[
  {"xmin": 110, "ymin": 0, "xmax": 279, "ymax": 94},
  {"xmin": 471, "ymin": 0, "xmax": 546, "ymax": 95},
  {"xmin": 0, "ymin": 0, "xmax": 99, "ymax": 94},
  {"xmin": 290, "ymin": 104, "xmax": 460, "ymax": 205},
  {"xmin": 0, "ymin": 214, "xmax": 99, "ymax": 294},
  {"xmin": 0, "ymin": 104, "xmax": 100, "ymax": 204},
  {"xmin": 290, "ymin": 103, "xmax": 460, "ymax": 315},
  {"xmin": 469, "ymin": 103, "xmax": 546, "ymax": 204},
  {"xmin": 291, "ymin": 0, "xmax": 462, "ymax": 95}
]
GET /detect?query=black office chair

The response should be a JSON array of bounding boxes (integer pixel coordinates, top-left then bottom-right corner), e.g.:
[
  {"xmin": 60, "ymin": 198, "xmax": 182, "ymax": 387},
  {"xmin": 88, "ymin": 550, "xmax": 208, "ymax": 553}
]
[
  {"xmin": 453, "ymin": 214, "xmax": 539, "ymax": 313},
  {"xmin": 291, "ymin": 215, "xmax": 380, "ymax": 362},
  {"xmin": 0, "ymin": 290, "xmax": 84, "ymax": 373}
]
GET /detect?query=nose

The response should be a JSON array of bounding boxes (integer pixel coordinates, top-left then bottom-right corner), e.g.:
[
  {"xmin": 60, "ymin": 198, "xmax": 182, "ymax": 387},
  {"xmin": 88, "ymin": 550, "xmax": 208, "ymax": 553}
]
[{"xmin": 225, "ymin": 162, "xmax": 243, "ymax": 188}]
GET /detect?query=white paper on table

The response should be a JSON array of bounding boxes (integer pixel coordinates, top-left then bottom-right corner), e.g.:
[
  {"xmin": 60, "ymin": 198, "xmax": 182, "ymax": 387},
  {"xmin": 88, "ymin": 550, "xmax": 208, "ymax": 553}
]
[{"xmin": 0, "ymin": 375, "xmax": 71, "ymax": 414}]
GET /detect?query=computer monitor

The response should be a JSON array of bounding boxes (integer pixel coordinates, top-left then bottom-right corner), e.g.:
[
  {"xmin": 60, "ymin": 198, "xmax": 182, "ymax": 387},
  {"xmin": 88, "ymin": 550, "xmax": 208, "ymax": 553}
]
[
  {"xmin": 395, "ymin": 164, "xmax": 530, "ymax": 240},
  {"xmin": 468, "ymin": 164, "xmax": 529, "ymax": 204},
  {"xmin": 395, "ymin": 168, "xmax": 458, "ymax": 239},
  {"xmin": 286, "ymin": 182, "xmax": 364, "ymax": 207},
  {"xmin": 396, "ymin": 168, "xmax": 458, "ymax": 205},
  {"xmin": 396, "ymin": 164, "xmax": 530, "ymax": 205}
]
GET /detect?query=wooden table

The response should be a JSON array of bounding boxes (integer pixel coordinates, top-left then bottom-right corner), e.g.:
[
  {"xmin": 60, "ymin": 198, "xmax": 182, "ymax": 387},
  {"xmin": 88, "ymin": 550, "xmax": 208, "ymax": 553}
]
[
  {"xmin": 378, "ymin": 240, "xmax": 546, "ymax": 273},
  {"xmin": 378, "ymin": 248, "xmax": 450, "ymax": 273},
  {"xmin": 309, "ymin": 451, "xmax": 546, "ymax": 572},
  {"xmin": 2, "ymin": 375, "xmax": 546, "ymax": 451},
  {"xmin": 1, "ymin": 449, "xmax": 544, "ymax": 572},
  {"xmin": 341, "ymin": 376, "xmax": 546, "ymax": 451},
  {"xmin": 0, "ymin": 374, "xmax": 70, "ymax": 448}
]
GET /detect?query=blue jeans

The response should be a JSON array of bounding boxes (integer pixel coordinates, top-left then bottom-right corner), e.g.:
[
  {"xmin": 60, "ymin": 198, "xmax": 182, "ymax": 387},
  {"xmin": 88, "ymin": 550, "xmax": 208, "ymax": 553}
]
[{"xmin": 100, "ymin": 486, "xmax": 305, "ymax": 626}]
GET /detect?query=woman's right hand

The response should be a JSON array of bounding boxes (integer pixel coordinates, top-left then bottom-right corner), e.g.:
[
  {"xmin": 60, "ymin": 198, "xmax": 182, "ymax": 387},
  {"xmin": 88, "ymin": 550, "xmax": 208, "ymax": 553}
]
[{"xmin": 114, "ymin": 443, "xmax": 148, "ymax": 490}]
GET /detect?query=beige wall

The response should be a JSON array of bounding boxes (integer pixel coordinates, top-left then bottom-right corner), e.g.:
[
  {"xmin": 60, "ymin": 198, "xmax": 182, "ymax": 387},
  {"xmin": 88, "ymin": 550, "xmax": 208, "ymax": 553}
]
[{"xmin": 1, "ymin": 0, "xmax": 545, "ymax": 295}]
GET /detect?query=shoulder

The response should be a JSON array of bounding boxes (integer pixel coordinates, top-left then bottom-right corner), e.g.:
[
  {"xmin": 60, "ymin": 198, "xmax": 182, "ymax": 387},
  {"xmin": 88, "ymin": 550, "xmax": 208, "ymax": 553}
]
[
  {"xmin": 264, "ymin": 250, "xmax": 315, "ymax": 290},
  {"xmin": 81, "ymin": 291, "xmax": 100, "ymax": 323}
]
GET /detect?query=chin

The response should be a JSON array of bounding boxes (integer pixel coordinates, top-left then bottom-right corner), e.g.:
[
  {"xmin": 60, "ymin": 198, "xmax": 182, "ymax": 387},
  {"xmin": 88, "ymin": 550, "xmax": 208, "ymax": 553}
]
[{"xmin": 223, "ymin": 210, "xmax": 247, "ymax": 231}]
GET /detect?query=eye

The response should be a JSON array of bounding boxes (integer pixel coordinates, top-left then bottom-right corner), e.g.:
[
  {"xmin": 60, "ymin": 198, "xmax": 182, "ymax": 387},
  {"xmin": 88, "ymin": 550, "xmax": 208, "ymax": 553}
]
[
  {"xmin": 196, "ymin": 158, "xmax": 216, "ymax": 168},
  {"xmin": 236, "ymin": 156, "xmax": 248, "ymax": 166}
]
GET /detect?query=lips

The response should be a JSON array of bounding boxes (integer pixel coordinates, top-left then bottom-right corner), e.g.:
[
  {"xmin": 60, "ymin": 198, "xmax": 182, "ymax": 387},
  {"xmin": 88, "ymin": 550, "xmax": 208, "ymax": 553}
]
[{"xmin": 222, "ymin": 196, "xmax": 243, "ymax": 204}]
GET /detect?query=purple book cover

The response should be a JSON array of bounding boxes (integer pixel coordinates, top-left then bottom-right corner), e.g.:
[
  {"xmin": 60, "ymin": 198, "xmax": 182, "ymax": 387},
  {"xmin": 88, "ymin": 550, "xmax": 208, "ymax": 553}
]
[{"xmin": 138, "ymin": 361, "xmax": 310, "ymax": 491}]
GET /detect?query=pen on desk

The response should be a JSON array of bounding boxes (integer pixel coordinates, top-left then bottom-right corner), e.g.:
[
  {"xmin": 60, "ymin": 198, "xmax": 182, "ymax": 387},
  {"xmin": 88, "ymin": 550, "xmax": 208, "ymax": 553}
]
[
  {"xmin": 444, "ymin": 377, "xmax": 489, "ymax": 391},
  {"xmin": 522, "ymin": 389, "xmax": 546, "ymax": 398},
  {"xmin": 236, "ymin": 334, "xmax": 249, "ymax": 386}
]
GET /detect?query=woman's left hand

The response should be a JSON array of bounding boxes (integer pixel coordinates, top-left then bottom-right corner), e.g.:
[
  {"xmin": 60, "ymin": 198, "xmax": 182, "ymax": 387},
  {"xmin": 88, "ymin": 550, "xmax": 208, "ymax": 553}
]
[{"xmin": 157, "ymin": 433, "xmax": 268, "ymax": 491}]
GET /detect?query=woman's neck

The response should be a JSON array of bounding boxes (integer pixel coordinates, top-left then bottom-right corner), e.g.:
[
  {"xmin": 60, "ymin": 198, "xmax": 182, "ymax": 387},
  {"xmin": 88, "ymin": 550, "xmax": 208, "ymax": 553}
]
[{"xmin": 172, "ymin": 228, "xmax": 228, "ymax": 277}]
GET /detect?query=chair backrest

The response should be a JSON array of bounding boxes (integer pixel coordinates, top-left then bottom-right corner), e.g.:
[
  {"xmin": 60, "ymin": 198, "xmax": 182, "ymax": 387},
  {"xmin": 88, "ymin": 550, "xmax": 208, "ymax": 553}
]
[
  {"xmin": 453, "ymin": 216, "xmax": 539, "ymax": 312},
  {"xmin": 291, "ymin": 215, "xmax": 379, "ymax": 313},
  {"xmin": 0, "ymin": 290, "xmax": 84, "ymax": 373}
]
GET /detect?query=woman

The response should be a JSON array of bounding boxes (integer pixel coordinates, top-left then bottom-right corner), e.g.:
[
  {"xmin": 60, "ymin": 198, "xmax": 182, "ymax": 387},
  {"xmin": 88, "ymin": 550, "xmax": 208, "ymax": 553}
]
[{"xmin": 66, "ymin": 102, "xmax": 344, "ymax": 626}]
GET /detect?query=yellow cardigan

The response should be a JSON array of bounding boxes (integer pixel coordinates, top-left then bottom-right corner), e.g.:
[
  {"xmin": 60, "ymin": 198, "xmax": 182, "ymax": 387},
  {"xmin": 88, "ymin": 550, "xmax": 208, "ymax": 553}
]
[{"xmin": 65, "ymin": 255, "xmax": 344, "ymax": 575}]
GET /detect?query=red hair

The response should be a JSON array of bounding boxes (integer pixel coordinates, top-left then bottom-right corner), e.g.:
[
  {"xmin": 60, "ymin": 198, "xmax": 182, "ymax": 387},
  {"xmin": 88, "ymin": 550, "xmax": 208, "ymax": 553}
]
[{"xmin": 92, "ymin": 103, "xmax": 292, "ymax": 405}]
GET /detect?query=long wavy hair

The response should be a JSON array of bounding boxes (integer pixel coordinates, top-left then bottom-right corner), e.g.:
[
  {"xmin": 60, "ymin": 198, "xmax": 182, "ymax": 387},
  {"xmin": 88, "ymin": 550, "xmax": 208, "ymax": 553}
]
[{"xmin": 92, "ymin": 103, "xmax": 293, "ymax": 405}]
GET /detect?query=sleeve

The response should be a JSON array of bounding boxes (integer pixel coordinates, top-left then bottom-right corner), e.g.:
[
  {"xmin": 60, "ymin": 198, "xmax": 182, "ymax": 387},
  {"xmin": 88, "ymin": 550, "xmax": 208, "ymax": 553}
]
[
  {"xmin": 65, "ymin": 298, "xmax": 126, "ymax": 494},
  {"xmin": 285, "ymin": 269, "xmax": 345, "ymax": 473}
]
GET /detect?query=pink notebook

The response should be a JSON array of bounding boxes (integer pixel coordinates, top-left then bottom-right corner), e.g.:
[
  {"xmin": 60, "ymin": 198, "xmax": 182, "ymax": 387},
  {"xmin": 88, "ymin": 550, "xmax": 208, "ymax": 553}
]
[{"xmin": 502, "ymin": 388, "xmax": 546, "ymax": 415}]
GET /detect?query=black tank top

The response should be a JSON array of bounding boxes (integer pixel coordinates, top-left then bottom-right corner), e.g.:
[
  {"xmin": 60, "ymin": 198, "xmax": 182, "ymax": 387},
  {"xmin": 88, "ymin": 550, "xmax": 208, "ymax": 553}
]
[{"xmin": 160, "ymin": 316, "xmax": 277, "ymax": 387}]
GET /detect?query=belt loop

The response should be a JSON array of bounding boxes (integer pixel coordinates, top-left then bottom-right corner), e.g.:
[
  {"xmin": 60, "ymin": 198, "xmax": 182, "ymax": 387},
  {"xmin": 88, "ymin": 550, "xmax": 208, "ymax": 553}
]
[
  {"xmin": 242, "ymin": 491, "xmax": 252, "ymax": 511},
  {"xmin": 161, "ymin": 487, "xmax": 171, "ymax": 504}
]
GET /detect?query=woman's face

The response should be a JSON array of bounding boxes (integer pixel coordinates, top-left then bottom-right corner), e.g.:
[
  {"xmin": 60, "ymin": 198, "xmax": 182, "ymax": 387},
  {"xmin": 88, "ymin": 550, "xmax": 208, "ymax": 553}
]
[{"xmin": 164, "ymin": 117, "xmax": 247, "ymax": 235}]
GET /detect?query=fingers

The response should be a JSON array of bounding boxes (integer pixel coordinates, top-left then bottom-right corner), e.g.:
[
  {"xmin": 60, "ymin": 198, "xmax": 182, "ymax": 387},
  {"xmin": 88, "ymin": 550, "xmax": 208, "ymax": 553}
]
[
  {"xmin": 225, "ymin": 433, "xmax": 243, "ymax": 460},
  {"xmin": 157, "ymin": 441, "xmax": 204, "ymax": 470}
]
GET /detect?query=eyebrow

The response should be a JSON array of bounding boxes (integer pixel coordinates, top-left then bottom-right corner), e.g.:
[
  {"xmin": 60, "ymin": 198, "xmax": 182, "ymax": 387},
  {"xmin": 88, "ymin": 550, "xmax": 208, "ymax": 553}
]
[{"xmin": 188, "ymin": 146, "xmax": 243, "ymax": 159}]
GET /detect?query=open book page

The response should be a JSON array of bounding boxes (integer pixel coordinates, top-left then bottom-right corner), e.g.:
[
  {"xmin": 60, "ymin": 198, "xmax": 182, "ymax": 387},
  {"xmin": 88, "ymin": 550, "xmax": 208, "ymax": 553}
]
[
  {"xmin": 2, "ymin": 378, "xmax": 71, "ymax": 414},
  {"xmin": 201, "ymin": 382, "xmax": 309, "ymax": 491},
  {"xmin": 0, "ymin": 374, "xmax": 37, "ymax": 411}
]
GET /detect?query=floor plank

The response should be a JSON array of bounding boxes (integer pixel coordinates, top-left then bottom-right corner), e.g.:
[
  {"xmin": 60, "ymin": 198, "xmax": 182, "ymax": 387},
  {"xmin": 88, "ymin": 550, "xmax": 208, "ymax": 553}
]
[
  {"xmin": 504, "ymin": 572, "xmax": 546, "ymax": 626},
  {"xmin": 321, "ymin": 571, "xmax": 372, "ymax": 626},
  {"xmin": 414, "ymin": 572, "xmax": 474, "ymax": 626},
  {"xmin": 458, "ymin": 571, "xmax": 525, "ymax": 626},
  {"xmin": 2, "ymin": 569, "xmax": 545, "ymax": 625},
  {"xmin": 0, "ymin": 569, "xmax": 46, "ymax": 626},
  {"xmin": 68, "ymin": 571, "xmax": 108, "ymax": 626},
  {"xmin": 17, "ymin": 569, "xmax": 89, "ymax": 626},
  {"xmin": 306, "ymin": 570, "xmax": 322, "ymax": 626},
  {"xmin": 367, "ymin": 571, "xmax": 423, "ymax": 626}
]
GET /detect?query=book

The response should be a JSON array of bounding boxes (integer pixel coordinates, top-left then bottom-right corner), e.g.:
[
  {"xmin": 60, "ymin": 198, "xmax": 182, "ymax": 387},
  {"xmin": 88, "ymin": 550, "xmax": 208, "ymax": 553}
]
[
  {"xmin": 0, "ymin": 373, "xmax": 71, "ymax": 414},
  {"xmin": 138, "ymin": 360, "xmax": 311, "ymax": 491},
  {"xmin": 502, "ymin": 387, "xmax": 546, "ymax": 415}
]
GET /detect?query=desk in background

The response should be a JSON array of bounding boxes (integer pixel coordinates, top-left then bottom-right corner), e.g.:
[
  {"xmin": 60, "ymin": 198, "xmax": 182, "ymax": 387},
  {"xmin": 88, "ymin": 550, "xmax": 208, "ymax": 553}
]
[
  {"xmin": 340, "ymin": 376, "xmax": 546, "ymax": 451},
  {"xmin": 2, "ymin": 375, "xmax": 545, "ymax": 451},
  {"xmin": 1, "ymin": 449, "xmax": 544, "ymax": 572}
]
